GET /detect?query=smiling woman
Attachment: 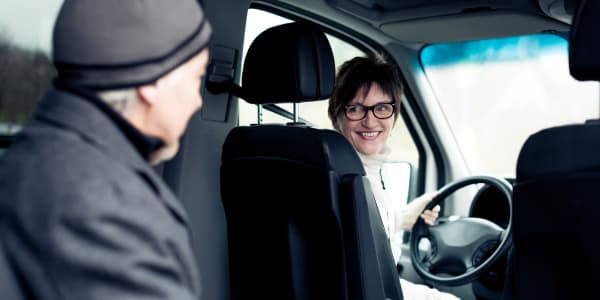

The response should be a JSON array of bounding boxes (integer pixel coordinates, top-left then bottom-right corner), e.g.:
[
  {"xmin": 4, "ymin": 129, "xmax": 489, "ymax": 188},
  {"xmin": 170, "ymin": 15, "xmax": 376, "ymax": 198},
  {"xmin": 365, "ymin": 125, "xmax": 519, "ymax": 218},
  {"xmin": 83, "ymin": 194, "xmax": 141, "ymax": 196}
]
[
  {"xmin": 240, "ymin": 8, "xmax": 420, "ymax": 167},
  {"xmin": 421, "ymin": 33, "xmax": 599, "ymax": 178}
]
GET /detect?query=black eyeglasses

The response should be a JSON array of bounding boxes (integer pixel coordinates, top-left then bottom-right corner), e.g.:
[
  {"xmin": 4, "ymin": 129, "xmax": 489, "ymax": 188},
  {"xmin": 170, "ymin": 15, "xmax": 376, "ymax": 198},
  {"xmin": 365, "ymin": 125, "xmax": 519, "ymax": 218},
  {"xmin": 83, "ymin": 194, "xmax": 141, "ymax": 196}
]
[{"xmin": 343, "ymin": 102, "xmax": 396, "ymax": 121}]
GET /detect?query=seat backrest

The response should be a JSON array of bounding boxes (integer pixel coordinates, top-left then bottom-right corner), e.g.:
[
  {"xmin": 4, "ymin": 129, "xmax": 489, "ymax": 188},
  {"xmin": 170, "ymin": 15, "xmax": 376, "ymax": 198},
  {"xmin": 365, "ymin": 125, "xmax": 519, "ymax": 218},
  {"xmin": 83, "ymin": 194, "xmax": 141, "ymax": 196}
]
[
  {"xmin": 506, "ymin": 0, "xmax": 600, "ymax": 298},
  {"xmin": 508, "ymin": 124, "xmax": 600, "ymax": 299},
  {"xmin": 218, "ymin": 21, "xmax": 403, "ymax": 300}
]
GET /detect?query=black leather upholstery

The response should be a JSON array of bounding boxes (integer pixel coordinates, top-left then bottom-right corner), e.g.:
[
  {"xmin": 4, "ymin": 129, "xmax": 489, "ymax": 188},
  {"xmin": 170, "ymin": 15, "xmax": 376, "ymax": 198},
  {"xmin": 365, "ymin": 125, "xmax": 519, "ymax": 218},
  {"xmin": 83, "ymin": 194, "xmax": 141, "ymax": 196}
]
[
  {"xmin": 220, "ymin": 21, "xmax": 403, "ymax": 300},
  {"xmin": 339, "ymin": 174, "xmax": 405, "ymax": 299},
  {"xmin": 506, "ymin": 1, "xmax": 600, "ymax": 298},
  {"xmin": 241, "ymin": 21, "xmax": 335, "ymax": 104},
  {"xmin": 507, "ymin": 123, "xmax": 600, "ymax": 299},
  {"xmin": 569, "ymin": 0, "xmax": 600, "ymax": 81}
]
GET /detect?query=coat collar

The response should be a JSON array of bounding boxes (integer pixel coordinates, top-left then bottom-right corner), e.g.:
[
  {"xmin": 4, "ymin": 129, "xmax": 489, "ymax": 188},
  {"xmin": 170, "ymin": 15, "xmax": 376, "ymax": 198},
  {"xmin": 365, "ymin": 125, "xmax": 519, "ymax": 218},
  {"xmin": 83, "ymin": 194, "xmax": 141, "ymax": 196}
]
[{"xmin": 34, "ymin": 88, "xmax": 189, "ymax": 225}]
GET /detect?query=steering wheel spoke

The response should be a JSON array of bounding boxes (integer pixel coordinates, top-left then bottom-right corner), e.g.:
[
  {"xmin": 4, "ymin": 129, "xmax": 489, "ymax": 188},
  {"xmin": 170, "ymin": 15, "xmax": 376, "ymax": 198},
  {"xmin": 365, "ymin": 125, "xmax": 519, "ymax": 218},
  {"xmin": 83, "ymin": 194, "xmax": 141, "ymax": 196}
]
[{"xmin": 410, "ymin": 176, "xmax": 513, "ymax": 286}]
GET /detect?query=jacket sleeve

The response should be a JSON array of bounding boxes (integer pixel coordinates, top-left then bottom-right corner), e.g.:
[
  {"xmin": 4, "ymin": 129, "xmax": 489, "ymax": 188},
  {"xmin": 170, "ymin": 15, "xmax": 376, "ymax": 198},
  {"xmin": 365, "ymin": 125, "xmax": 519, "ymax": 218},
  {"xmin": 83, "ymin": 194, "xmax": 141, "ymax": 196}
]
[{"xmin": 396, "ymin": 191, "xmax": 437, "ymax": 231}]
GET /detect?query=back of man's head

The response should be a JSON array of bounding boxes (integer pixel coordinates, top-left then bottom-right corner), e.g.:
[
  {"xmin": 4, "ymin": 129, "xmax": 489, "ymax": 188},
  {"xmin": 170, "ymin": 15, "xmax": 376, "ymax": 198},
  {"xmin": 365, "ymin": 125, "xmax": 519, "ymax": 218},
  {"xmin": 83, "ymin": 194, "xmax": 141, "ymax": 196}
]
[{"xmin": 52, "ymin": 0, "xmax": 212, "ymax": 90}]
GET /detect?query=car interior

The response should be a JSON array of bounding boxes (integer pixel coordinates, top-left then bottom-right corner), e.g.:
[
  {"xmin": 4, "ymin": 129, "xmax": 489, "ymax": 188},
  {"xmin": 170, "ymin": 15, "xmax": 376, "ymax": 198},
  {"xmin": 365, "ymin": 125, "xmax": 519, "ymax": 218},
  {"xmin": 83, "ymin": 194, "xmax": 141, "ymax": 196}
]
[
  {"xmin": 0, "ymin": 0, "xmax": 596, "ymax": 299},
  {"xmin": 504, "ymin": 1, "xmax": 600, "ymax": 299}
]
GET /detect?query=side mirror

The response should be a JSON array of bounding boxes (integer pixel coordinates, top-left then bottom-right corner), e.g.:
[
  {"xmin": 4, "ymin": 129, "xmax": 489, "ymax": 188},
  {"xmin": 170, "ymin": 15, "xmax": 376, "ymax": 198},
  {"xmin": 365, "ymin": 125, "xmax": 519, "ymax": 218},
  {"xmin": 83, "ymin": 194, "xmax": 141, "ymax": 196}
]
[{"xmin": 380, "ymin": 160, "xmax": 414, "ymax": 209}]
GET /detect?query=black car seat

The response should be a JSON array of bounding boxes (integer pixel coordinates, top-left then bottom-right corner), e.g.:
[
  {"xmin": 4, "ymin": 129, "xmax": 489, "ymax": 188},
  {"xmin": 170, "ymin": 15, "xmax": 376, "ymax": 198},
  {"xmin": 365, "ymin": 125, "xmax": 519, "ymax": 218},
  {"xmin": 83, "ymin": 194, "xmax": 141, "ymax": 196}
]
[
  {"xmin": 504, "ymin": 0, "xmax": 600, "ymax": 299},
  {"xmin": 215, "ymin": 21, "xmax": 404, "ymax": 300}
]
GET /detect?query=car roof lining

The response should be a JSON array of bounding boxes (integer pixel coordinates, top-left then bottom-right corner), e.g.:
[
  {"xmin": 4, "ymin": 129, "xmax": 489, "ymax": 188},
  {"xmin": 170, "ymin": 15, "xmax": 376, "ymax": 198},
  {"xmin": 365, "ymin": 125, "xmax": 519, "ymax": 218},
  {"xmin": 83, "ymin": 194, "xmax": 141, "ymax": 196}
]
[
  {"xmin": 380, "ymin": 11, "xmax": 569, "ymax": 44},
  {"xmin": 267, "ymin": 0, "xmax": 573, "ymax": 44}
]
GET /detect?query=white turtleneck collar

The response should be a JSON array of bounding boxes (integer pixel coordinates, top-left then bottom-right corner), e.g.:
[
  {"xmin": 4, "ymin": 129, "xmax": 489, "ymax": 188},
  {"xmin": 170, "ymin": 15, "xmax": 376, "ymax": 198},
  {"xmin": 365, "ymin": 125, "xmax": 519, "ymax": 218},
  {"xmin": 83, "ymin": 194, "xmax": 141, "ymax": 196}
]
[{"xmin": 357, "ymin": 145, "xmax": 392, "ymax": 177}]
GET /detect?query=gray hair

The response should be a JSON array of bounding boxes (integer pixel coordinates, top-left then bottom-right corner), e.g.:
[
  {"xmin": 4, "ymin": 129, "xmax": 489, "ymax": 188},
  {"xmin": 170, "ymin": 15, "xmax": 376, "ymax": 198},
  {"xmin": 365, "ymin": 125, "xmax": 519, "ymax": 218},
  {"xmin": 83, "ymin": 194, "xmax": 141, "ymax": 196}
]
[{"xmin": 96, "ymin": 88, "xmax": 138, "ymax": 113}]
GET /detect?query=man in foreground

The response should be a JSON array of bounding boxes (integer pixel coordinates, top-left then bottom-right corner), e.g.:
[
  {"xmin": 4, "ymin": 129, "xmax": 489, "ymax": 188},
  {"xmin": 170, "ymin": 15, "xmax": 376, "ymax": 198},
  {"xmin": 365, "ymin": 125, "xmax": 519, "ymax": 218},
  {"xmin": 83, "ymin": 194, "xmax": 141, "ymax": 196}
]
[{"xmin": 0, "ymin": 0, "xmax": 212, "ymax": 299}]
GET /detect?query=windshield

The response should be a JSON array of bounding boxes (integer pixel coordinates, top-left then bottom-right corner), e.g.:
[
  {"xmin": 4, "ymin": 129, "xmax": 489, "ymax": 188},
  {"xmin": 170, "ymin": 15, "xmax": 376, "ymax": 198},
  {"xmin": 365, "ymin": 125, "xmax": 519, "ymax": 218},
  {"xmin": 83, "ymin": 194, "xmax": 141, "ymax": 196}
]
[{"xmin": 421, "ymin": 33, "xmax": 599, "ymax": 178}]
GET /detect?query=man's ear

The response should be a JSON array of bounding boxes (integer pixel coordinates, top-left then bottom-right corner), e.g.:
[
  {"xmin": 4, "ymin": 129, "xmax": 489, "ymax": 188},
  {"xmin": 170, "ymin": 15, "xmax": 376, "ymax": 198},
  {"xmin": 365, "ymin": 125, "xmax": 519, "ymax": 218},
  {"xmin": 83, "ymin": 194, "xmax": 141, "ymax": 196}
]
[{"xmin": 136, "ymin": 83, "xmax": 159, "ymax": 106}]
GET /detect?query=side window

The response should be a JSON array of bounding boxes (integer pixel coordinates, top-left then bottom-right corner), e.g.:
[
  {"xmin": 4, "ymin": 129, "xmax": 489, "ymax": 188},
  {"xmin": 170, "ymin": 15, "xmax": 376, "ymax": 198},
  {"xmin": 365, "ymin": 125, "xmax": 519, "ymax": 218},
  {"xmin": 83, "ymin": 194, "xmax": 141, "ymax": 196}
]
[
  {"xmin": 241, "ymin": 9, "xmax": 419, "ymax": 169},
  {"xmin": 0, "ymin": 1, "xmax": 62, "ymax": 139},
  {"xmin": 240, "ymin": 9, "xmax": 365, "ymax": 128}
]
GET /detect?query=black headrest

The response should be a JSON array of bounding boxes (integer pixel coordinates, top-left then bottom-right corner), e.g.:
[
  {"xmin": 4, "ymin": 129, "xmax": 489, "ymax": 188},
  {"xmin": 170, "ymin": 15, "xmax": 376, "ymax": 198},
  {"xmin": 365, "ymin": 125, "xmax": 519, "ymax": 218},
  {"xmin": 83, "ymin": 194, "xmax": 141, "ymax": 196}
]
[
  {"xmin": 569, "ymin": 0, "xmax": 600, "ymax": 81},
  {"xmin": 241, "ymin": 22, "xmax": 335, "ymax": 104},
  {"xmin": 516, "ymin": 123, "xmax": 600, "ymax": 181}
]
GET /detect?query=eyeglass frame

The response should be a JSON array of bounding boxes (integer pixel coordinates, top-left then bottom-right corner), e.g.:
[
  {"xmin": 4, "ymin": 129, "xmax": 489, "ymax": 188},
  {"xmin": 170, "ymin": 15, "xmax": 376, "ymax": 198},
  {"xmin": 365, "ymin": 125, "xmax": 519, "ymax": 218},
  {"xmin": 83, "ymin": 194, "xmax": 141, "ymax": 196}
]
[{"xmin": 342, "ymin": 102, "xmax": 396, "ymax": 121}]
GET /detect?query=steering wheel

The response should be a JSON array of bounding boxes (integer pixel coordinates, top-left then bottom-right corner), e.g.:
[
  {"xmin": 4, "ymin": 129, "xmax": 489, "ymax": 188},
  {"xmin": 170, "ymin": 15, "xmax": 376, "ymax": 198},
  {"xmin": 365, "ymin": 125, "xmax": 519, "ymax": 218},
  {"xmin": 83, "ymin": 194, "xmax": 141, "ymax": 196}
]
[{"xmin": 410, "ymin": 176, "xmax": 512, "ymax": 286}]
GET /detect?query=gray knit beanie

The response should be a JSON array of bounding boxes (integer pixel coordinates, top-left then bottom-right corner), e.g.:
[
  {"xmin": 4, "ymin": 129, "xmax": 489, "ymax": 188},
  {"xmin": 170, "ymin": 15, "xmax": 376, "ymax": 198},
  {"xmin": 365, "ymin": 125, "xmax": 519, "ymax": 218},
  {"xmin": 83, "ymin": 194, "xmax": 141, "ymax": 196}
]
[{"xmin": 52, "ymin": 0, "xmax": 212, "ymax": 89}]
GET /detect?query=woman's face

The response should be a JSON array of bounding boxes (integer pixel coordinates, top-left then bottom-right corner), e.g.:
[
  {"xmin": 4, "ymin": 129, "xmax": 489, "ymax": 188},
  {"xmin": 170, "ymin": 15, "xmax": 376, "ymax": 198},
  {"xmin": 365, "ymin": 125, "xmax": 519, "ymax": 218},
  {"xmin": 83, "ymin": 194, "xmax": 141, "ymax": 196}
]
[{"xmin": 336, "ymin": 82, "xmax": 395, "ymax": 155}]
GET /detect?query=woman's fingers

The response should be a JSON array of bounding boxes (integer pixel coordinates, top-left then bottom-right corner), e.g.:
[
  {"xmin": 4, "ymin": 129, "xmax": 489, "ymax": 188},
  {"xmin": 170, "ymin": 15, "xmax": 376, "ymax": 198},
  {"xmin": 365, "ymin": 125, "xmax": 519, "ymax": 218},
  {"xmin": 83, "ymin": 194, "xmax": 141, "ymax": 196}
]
[{"xmin": 421, "ymin": 205, "xmax": 440, "ymax": 225}]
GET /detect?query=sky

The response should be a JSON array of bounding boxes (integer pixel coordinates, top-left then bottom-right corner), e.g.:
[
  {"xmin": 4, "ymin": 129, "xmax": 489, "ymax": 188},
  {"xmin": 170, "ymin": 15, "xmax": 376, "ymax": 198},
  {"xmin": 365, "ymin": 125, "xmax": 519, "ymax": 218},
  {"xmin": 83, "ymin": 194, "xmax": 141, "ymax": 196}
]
[{"xmin": 0, "ymin": 0, "xmax": 63, "ymax": 52}]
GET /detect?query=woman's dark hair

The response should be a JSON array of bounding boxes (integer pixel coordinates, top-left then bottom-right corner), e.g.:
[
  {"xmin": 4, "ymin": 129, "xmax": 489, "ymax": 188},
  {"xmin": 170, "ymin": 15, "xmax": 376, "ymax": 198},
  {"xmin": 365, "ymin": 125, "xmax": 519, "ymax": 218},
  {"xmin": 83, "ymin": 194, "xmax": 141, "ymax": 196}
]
[{"xmin": 328, "ymin": 53, "xmax": 403, "ymax": 130}]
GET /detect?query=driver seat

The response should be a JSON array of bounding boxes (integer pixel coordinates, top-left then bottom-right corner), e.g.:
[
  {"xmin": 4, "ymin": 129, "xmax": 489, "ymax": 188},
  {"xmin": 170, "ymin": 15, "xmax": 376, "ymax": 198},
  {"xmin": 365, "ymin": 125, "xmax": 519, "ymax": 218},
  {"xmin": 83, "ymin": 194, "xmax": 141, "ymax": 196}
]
[
  {"xmin": 506, "ymin": 0, "xmax": 600, "ymax": 299},
  {"xmin": 215, "ymin": 21, "xmax": 403, "ymax": 300}
]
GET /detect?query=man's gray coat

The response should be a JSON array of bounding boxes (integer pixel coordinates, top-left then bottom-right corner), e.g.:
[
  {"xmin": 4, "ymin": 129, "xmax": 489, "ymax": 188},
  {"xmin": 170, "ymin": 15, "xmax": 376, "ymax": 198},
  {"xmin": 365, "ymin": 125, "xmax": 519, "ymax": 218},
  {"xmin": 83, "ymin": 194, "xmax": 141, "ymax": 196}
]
[{"xmin": 0, "ymin": 89, "xmax": 202, "ymax": 299}]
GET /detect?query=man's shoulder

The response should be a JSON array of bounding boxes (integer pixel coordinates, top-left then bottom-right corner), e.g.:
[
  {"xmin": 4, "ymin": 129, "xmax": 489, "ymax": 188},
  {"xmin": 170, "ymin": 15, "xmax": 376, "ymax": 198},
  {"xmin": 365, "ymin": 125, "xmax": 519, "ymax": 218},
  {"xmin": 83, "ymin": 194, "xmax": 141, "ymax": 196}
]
[
  {"xmin": 0, "ymin": 129, "xmax": 160, "ymax": 223},
  {"xmin": 0, "ymin": 122, "xmax": 141, "ymax": 196},
  {"xmin": 6, "ymin": 120, "xmax": 115, "ymax": 169}
]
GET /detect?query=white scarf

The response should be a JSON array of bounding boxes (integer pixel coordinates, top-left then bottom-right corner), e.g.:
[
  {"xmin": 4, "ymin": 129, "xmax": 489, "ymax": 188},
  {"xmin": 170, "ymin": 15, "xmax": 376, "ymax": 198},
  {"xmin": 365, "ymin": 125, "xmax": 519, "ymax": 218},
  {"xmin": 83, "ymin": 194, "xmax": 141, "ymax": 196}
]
[{"xmin": 357, "ymin": 146, "xmax": 403, "ymax": 263}]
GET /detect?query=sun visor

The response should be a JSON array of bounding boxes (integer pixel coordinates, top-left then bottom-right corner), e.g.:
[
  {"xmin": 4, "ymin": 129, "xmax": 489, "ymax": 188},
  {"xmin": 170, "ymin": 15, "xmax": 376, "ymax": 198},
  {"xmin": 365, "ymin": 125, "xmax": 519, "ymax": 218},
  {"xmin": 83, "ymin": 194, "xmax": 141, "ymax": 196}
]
[
  {"xmin": 538, "ymin": 0, "xmax": 579, "ymax": 24},
  {"xmin": 569, "ymin": 0, "xmax": 600, "ymax": 81}
]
